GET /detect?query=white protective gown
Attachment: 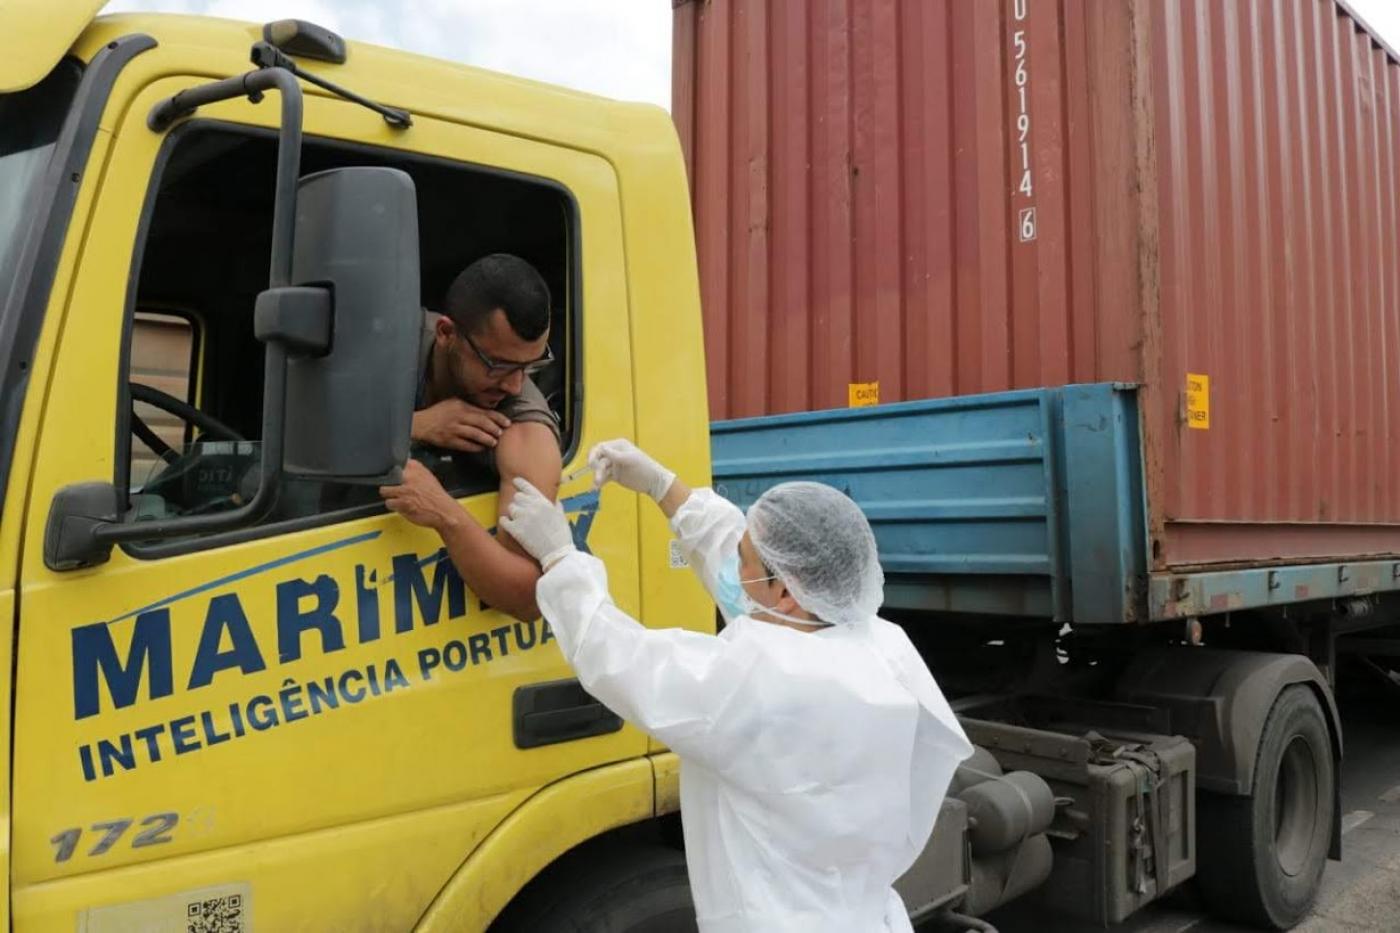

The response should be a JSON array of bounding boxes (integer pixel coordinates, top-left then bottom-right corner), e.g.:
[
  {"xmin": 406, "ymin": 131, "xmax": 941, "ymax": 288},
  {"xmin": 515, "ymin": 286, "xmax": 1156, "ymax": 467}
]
[{"xmin": 535, "ymin": 488, "xmax": 973, "ymax": 933}]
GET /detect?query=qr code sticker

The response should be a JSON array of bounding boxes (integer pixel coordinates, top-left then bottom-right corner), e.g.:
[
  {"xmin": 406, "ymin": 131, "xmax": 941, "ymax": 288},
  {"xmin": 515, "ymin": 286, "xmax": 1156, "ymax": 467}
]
[
  {"xmin": 186, "ymin": 893, "xmax": 245, "ymax": 933},
  {"xmin": 669, "ymin": 539, "xmax": 689, "ymax": 569}
]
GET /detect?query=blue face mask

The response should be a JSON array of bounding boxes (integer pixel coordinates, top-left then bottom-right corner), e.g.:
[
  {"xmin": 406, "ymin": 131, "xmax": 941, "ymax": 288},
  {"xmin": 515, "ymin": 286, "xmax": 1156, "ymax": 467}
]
[
  {"xmin": 714, "ymin": 552, "xmax": 830, "ymax": 627},
  {"xmin": 714, "ymin": 553, "xmax": 774, "ymax": 622}
]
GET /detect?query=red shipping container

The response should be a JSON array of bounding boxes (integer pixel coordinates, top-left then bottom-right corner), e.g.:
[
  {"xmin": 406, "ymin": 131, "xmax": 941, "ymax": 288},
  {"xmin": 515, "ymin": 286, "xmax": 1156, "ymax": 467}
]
[{"xmin": 673, "ymin": 0, "xmax": 1400, "ymax": 570}]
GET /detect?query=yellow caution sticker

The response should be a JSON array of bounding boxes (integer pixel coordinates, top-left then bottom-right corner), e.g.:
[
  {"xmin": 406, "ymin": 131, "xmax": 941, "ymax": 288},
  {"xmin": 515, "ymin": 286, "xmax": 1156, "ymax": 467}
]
[
  {"xmin": 1186, "ymin": 373, "xmax": 1210, "ymax": 430},
  {"xmin": 849, "ymin": 381, "xmax": 879, "ymax": 408}
]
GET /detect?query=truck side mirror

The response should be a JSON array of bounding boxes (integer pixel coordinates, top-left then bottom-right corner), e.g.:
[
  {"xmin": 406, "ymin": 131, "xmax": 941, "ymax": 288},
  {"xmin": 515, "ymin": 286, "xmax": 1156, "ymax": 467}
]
[{"xmin": 261, "ymin": 166, "xmax": 420, "ymax": 484}]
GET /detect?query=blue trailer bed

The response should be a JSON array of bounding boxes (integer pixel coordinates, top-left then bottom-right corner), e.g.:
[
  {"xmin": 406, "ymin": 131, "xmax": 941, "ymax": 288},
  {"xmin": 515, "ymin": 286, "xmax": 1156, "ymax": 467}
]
[{"xmin": 710, "ymin": 384, "xmax": 1400, "ymax": 624}]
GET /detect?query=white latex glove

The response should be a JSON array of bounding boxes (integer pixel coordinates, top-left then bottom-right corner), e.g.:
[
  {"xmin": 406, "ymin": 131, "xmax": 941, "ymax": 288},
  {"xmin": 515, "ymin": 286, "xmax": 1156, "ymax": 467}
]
[
  {"xmin": 500, "ymin": 477, "xmax": 576, "ymax": 571},
  {"xmin": 588, "ymin": 439, "xmax": 676, "ymax": 501}
]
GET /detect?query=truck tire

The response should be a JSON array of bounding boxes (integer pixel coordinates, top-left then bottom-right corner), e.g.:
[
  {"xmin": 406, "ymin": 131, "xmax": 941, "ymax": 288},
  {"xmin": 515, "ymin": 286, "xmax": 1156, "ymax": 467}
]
[
  {"xmin": 1197, "ymin": 685, "xmax": 1334, "ymax": 929},
  {"xmin": 492, "ymin": 843, "xmax": 697, "ymax": 933}
]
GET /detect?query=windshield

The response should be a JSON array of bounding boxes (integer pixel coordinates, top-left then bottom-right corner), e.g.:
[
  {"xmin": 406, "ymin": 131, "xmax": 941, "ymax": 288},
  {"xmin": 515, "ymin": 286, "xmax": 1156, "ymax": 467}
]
[{"xmin": 0, "ymin": 59, "xmax": 82, "ymax": 302}]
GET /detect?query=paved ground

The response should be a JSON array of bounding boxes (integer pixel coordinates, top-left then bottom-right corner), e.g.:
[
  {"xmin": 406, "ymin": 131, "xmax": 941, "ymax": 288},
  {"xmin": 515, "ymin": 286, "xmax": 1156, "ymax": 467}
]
[{"xmin": 930, "ymin": 692, "xmax": 1400, "ymax": 933}]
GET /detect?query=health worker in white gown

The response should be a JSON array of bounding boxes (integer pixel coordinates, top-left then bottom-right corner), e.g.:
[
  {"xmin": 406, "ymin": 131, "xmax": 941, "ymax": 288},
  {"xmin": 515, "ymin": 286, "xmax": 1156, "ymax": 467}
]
[{"xmin": 502, "ymin": 439, "xmax": 972, "ymax": 933}]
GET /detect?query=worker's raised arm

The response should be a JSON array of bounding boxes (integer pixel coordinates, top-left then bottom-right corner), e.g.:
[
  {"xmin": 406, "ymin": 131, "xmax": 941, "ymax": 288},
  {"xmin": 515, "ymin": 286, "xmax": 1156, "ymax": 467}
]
[
  {"xmin": 585, "ymin": 438, "xmax": 744, "ymax": 599},
  {"xmin": 666, "ymin": 488, "xmax": 745, "ymax": 601}
]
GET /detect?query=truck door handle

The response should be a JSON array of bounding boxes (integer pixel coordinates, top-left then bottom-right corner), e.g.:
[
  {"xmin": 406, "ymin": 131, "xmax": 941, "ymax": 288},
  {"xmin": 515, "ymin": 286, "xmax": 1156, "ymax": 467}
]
[{"xmin": 513, "ymin": 678, "xmax": 623, "ymax": 749}]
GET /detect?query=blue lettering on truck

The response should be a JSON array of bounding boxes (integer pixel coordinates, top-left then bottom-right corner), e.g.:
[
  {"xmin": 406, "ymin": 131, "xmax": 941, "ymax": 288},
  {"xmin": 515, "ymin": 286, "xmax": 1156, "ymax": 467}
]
[{"xmin": 69, "ymin": 492, "xmax": 596, "ymax": 782}]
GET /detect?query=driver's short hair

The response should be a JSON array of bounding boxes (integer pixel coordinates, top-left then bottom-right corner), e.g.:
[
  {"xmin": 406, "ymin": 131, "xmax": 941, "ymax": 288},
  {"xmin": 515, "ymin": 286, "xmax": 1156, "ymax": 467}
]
[{"xmin": 444, "ymin": 253, "xmax": 551, "ymax": 341}]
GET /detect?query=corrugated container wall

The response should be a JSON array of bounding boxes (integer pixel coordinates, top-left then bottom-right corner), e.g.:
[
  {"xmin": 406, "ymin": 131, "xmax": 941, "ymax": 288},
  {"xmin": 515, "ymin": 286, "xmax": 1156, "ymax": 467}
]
[{"xmin": 674, "ymin": 0, "xmax": 1400, "ymax": 570}]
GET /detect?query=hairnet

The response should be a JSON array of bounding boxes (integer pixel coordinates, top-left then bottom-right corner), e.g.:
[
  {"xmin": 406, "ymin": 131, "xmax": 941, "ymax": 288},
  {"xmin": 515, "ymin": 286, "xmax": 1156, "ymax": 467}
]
[{"xmin": 747, "ymin": 482, "xmax": 884, "ymax": 625}]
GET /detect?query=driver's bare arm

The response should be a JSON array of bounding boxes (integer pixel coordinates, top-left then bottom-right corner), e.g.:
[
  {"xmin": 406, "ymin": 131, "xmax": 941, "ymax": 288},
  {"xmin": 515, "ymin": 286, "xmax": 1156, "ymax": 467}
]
[{"xmin": 435, "ymin": 423, "xmax": 559, "ymax": 619}]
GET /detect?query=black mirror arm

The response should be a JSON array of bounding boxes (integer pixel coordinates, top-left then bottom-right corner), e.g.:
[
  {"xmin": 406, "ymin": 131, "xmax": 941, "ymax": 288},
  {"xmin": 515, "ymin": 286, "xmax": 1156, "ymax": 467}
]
[
  {"xmin": 146, "ymin": 66, "xmax": 301, "ymax": 292},
  {"xmin": 89, "ymin": 71, "xmax": 307, "ymax": 551}
]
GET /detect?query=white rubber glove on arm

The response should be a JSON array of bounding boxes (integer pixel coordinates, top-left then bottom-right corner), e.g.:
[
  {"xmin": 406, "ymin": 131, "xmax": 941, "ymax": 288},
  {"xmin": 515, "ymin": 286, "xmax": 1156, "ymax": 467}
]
[
  {"xmin": 587, "ymin": 439, "xmax": 676, "ymax": 501},
  {"xmin": 499, "ymin": 477, "xmax": 575, "ymax": 571}
]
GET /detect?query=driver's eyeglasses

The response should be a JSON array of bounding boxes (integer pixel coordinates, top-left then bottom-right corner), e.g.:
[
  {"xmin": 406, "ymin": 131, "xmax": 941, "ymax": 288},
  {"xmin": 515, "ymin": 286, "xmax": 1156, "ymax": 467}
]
[{"xmin": 459, "ymin": 331, "xmax": 554, "ymax": 378}]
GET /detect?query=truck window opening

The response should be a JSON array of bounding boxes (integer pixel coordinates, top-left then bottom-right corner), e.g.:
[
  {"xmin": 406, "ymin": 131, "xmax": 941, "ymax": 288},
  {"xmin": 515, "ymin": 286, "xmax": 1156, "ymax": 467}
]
[{"xmin": 118, "ymin": 122, "xmax": 576, "ymax": 539}]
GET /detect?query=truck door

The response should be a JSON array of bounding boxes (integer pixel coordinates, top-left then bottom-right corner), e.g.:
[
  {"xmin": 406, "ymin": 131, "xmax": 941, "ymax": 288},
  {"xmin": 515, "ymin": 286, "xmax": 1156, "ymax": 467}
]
[{"xmin": 12, "ymin": 71, "xmax": 643, "ymax": 930}]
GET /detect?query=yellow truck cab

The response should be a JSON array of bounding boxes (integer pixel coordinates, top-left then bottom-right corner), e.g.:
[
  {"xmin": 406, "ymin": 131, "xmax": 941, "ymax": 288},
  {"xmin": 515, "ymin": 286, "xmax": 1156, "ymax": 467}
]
[{"xmin": 0, "ymin": 7, "xmax": 712, "ymax": 930}]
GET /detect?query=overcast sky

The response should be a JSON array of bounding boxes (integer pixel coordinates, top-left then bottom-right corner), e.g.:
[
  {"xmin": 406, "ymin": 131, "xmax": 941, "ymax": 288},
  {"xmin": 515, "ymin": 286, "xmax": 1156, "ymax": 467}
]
[
  {"xmin": 1343, "ymin": 1, "xmax": 1400, "ymax": 58},
  {"xmin": 100, "ymin": 1, "xmax": 1400, "ymax": 113},
  {"xmin": 100, "ymin": 0, "xmax": 674, "ymax": 109}
]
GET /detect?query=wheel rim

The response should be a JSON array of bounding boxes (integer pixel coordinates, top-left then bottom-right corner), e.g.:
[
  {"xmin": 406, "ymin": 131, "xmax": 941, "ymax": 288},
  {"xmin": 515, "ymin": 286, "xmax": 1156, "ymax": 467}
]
[{"xmin": 1273, "ymin": 735, "xmax": 1320, "ymax": 877}]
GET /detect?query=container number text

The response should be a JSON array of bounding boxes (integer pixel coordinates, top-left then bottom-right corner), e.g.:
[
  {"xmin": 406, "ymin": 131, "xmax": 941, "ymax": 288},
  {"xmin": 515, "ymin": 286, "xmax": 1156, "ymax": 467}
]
[{"xmin": 1012, "ymin": 0, "xmax": 1036, "ymax": 243}]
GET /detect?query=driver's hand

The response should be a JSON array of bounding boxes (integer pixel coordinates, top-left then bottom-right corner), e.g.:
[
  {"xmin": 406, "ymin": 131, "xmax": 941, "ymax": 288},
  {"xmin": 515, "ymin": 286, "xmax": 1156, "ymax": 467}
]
[
  {"xmin": 411, "ymin": 398, "xmax": 511, "ymax": 452},
  {"xmin": 380, "ymin": 459, "xmax": 466, "ymax": 532}
]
